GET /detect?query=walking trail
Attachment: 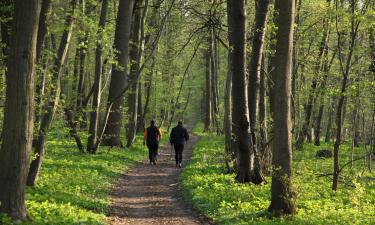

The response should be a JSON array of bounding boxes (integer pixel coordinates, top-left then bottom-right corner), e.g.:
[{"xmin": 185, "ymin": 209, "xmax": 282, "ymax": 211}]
[{"xmin": 107, "ymin": 135, "xmax": 212, "ymax": 225}]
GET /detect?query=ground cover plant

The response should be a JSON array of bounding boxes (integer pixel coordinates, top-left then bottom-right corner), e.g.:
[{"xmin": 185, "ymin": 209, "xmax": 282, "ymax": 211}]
[
  {"xmin": 181, "ymin": 127, "xmax": 375, "ymax": 225},
  {"xmin": 1, "ymin": 125, "xmax": 149, "ymax": 225}
]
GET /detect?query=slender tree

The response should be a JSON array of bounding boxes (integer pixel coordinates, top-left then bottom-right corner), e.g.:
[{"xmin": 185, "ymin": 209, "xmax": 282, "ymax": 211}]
[
  {"xmin": 268, "ymin": 0, "xmax": 296, "ymax": 216},
  {"xmin": 0, "ymin": 0, "xmax": 41, "ymax": 220},
  {"xmin": 248, "ymin": 0, "xmax": 271, "ymax": 135},
  {"xmin": 87, "ymin": 0, "xmax": 109, "ymax": 153},
  {"xmin": 27, "ymin": 0, "xmax": 78, "ymax": 186}
]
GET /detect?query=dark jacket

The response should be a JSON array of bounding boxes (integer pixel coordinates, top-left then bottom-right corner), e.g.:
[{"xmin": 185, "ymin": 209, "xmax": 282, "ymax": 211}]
[
  {"xmin": 170, "ymin": 125, "xmax": 189, "ymax": 145},
  {"xmin": 144, "ymin": 126, "xmax": 162, "ymax": 145}
]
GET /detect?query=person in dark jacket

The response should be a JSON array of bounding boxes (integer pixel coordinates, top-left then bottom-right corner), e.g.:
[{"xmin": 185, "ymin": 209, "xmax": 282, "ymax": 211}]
[
  {"xmin": 169, "ymin": 121, "xmax": 189, "ymax": 168},
  {"xmin": 144, "ymin": 120, "xmax": 162, "ymax": 165}
]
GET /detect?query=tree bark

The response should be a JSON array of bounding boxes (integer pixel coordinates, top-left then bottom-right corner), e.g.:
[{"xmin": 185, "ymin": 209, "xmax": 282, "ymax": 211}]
[
  {"xmin": 258, "ymin": 54, "xmax": 268, "ymax": 164},
  {"xmin": 204, "ymin": 45, "xmax": 213, "ymax": 131},
  {"xmin": 64, "ymin": 108, "xmax": 84, "ymax": 152},
  {"xmin": 35, "ymin": 0, "xmax": 52, "ymax": 63},
  {"xmin": 325, "ymin": 97, "xmax": 334, "ymax": 143},
  {"xmin": 0, "ymin": 0, "xmax": 41, "ymax": 220},
  {"xmin": 224, "ymin": 0, "xmax": 234, "ymax": 167},
  {"xmin": 102, "ymin": 0, "xmax": 135, "ymax": 147},
  {"xmin": 268, "ymin": 0, "xmax": 296, "ymax": 216},
  {"xmin": 228, "ymin": 0, "xmax": 253, "ymax": 183},
  {"xmin": 248, "ymin": 0, "xmax": 271, "ymax": 135},
  {"xmin": 126, "ymin": 0, "xmax": 147, "ymax": 147},
  {"xmin": 27, "ymin": 0, "xmax": 77, "ymax": 186},
  {"xmin": 87, "ymin": 0, "xmax": 108, "ymax": 153}
]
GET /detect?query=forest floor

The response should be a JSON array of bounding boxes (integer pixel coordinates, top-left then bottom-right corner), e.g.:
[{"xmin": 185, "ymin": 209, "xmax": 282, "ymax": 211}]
[{"xmin": 107, "ymin": 134, "xmax": 212, "ymax": 225}]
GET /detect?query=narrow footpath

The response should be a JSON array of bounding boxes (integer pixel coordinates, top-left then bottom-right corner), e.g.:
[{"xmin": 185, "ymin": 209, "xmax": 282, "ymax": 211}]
[{"xmin": 107, "ymin": 135, "xmax": 212, "ymax": 225}]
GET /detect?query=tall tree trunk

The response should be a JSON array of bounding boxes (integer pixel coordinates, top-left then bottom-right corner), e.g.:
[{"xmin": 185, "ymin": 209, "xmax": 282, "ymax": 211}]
[
  {"xmin": 210, "ymin": 28, "xmax": 219, "ymax": 132},
  {"xmin": 224, "ymin": 0, "xmax": 234, "ymax": 166},
  {"xmin": 258, "ymin": 55, "xmax": 268, "ymax": 164},
  {"xmin": 325, "ymin": 97, "xmax": 334, "ymax": 142},
  {"xmin": 248, "ymin": 0, "xmax": 271, "ymax": 135},
  {"xmin": 27, "ymin": 0, "xmax": 77, "ymax": 186},
  {"xmin": 0, "ymin": 0, "xmax": 41, "ymax": 220},
  {"xmin": 228, "ymin": 0, "xmax": 253, "ymax": 183},
  {"xmin": 87, "ymin": 0, "xmax": 108, "ymax": 153},
  {"xmin": 204, "ymin": 46, "xmax": 213, "ymax": 131},
  {"xmin": 35, "ymin": 0, "xmax": 52, "ymax": 63},
  {"xmin": 137, "ymin": 82, "xmax": 145, "ymax": 132},
  {"xmin": 268, "ymin": 0, "xmax": 296, "ymax": 216},
  {"xmin": 102, "ymin": 0, "xmax": 135, "ymax": 147},
  {"xmin": 126, "ymin": 0, "xmax": 147, "ymax": 147}
]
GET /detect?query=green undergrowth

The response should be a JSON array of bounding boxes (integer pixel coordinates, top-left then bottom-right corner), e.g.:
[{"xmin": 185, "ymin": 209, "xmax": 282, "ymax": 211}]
[
  {"xmin": 181, "ymin": 125, "xmax": 375, "ymax": 224},
  {"xmin": 1, "ymin": 123, "xmax": 155, "ymax": 225}
]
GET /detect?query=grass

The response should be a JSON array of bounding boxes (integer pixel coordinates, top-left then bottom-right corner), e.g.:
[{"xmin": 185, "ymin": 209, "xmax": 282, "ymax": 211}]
[
  {"xmin": 1, "ymin": 123, "xmax": 150, "ymax": 225},
  {"xmin": 180, "ymin": 125, "xmax": 375, "ymax": 225}
]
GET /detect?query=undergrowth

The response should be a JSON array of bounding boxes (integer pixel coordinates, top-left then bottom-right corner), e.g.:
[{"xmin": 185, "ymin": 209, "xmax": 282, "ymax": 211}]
[
  {"xmin": 1, "ymin": 123, "xmax": 151, "ymax": 225},
  {"xmin": 180, "ymin": 124, "xmax": 375, "ymax": 225}
]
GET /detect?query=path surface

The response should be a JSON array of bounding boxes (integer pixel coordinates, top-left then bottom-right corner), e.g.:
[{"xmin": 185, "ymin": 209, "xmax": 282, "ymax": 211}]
[{"xmin": 107, "ymin": 135, "xmax": 212, "ymax": 225}]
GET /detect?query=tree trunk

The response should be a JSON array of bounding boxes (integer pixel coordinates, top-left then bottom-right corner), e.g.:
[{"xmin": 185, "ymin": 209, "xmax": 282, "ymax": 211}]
[
  {"xmin": 224, "ymin": 1, "xmax": 234, "ymax": 166},
  {"xmin": 87, "ymin": 0, "xmax": 108, "ymax": 153},
  {"xmin": 325, "ymin": 97, "xmax": 334, "ymax": 142},
  {"xmin": 64, "ymin": 108, "xmax": 84, "ymax": 152},
  {"xmin": 248, "ymin": 0, "xmax": 271, "ymax": 134},
  {"xmin": 228, "ymin": 0, "xmax": 253, "ymax": 183},
  {"xmin": 35, "ymin": 0, "xmax": 52, "ymax": 63},
  {"xmin": 0, "ymin": 0, "xmax": 41, "ymax": 220},
  {"xmin": 102, "ymin": 0, "xmax": 135, "ymax": 147},
  {"xmin": 258, "ymin": 54, "xmax": 268, "ymax": 164},
  {"xmin": 126, "ymin": 0, "xmax": 147, "ymax": 147},
  {"xmin": 27, "ymin": 0, "xmax": 77, "ymax": 186},
  {"xmin": 137, "ymin": 82, "xmax": 145, "ymax": 132},
  {"xmin": 268, "ymin": 0, "xmax": 296, "ymax": 216},
  {"xmin": 204, "ymin": 46, "xmax": 212, "ymax": 131},
  {"xmin": 314, "ymin": 99, "xmax": 324, "ymax": 146}
]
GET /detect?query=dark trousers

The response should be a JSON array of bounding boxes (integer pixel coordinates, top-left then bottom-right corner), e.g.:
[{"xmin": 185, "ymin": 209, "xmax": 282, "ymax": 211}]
[
  {"xmin": 147, "ymin": 143, "xmax": 158, "ymax": 163},
  {"xmin": 174, "ymin": 144, "xmax": 184, "ymax": 165}
]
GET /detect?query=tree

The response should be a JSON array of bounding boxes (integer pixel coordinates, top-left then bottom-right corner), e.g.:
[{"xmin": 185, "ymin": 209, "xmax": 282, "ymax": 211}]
[
  {"xmin": 248, "ymin": 0, "xmax": 271, "ymax": 136},
  {"xmin": 87, "ymin": 0, "xmax": 109, "ymax": 153},
  {"xmin": 27, "ymin": 0, "xmax": 78, "ymax": 186},
  {"xmin": 0, "ymin": 0, "xmax": 41, "ymax": 220},
  {"xmin": 102, "ymin": 0, "xmax": 135, "ymax": 147},
  {"xmin": 227, "ymin": 0, "xmax": 253, "ymax": 183},
  {"xmin": 268, "ymin": 0, "xmax": 296, "ymax": 216},
  {"xmin": 126, "ymin": 0, "xmax": 148, "ymax": 147}
]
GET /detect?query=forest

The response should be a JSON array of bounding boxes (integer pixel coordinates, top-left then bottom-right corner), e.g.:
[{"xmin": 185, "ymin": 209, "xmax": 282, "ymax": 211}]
[{"xmin": 0, "ymin": 0, "xmax": 374, "ymax": 224}]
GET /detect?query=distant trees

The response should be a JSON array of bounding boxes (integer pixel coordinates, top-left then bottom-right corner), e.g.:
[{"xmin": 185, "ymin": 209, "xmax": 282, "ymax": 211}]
[{"xmin": 0, "ymin": 0, "xmax": 41, "ymax": 220}]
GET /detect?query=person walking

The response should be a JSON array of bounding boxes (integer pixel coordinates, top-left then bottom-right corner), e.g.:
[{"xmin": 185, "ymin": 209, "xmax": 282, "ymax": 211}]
[
  {"xmin": 144, "ymin": 120, "xmax": 162, "ymax": 165},
  {"xmin": 170, "ymin": 121, "xmax": 189, "ymax": 168}
]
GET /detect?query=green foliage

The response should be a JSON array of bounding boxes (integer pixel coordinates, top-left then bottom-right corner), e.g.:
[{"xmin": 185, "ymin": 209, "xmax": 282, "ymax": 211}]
[
  {"xmin": 181, "ymin": 135, "xmax": 375, "ymax": 225},
  {"xmin": 1, "ymin": 126, "xmax": 148, "ymax": 225}
]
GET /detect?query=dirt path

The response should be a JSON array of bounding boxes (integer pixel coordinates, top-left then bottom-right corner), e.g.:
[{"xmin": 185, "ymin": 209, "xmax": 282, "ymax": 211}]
[{"xmin": 107, "ymin": 135, "xmax": 212, "ymax": 225}]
